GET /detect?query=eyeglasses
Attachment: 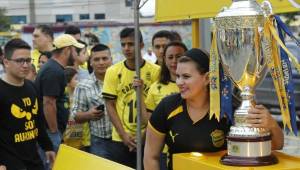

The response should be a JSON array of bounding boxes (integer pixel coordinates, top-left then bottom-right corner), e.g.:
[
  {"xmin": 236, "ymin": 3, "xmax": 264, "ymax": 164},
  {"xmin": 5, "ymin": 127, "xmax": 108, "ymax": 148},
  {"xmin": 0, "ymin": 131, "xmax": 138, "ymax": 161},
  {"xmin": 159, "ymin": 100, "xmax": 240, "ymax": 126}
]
[{"xmin": 8, "ymin": 58, "xmax": 32, "ymax": 65}]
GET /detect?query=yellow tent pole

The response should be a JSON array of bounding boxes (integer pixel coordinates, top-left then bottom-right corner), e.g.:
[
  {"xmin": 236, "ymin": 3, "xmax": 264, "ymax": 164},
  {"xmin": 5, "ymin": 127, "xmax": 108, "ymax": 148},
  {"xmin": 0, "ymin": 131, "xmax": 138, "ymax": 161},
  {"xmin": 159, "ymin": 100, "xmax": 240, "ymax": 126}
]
[{"xmin": 192, "ymin": 19, "xmax": 200, "ymax": 48}]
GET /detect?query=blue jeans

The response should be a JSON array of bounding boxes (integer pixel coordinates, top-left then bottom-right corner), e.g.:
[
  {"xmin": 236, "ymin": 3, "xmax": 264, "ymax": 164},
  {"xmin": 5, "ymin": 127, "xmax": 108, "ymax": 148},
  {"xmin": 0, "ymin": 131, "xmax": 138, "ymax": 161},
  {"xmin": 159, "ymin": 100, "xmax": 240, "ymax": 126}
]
[
  {"xmin": 90, "ymin": 135, "xmax": 112, "ymax": 160},
  {"xmin": 38, "ymin": 131, "xmax": 62, "ymax": 170}
]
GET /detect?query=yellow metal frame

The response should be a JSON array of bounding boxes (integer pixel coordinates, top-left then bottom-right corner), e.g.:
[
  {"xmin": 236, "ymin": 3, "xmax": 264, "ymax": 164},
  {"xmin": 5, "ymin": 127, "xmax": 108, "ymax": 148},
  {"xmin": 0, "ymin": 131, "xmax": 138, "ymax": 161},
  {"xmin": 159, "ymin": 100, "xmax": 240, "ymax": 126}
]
[
  {"xmin": 191, "ymin": 19, "xmax": 200, "ymax": 48},
  {"xmin": 155, "ymin": 0, "xmax": 300, "ymax": 48},
  {"xmin": 155, "ymin": 0, "xmax": 299, "ymax": 22}
]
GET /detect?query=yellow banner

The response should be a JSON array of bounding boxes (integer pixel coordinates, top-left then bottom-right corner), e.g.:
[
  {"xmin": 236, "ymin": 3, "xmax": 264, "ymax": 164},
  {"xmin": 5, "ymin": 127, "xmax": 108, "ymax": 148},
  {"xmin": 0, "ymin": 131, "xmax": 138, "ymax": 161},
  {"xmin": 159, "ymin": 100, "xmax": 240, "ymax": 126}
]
[
  {"xmin": 264, "ymin": 17, "xmax": 292, "ymax": 130},
  {"xmin": 155, "ymin": 0, "xmax": 300, "ymax": 22},
  {"xmin": 209, "ymin": 30, "xmax": 221, "ymax": 121}
]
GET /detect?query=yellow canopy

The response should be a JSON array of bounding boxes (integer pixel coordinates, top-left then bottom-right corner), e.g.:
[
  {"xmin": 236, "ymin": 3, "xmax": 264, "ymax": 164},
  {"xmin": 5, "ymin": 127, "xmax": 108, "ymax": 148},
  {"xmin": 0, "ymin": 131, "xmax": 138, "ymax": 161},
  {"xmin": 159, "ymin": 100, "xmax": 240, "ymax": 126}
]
[{"xmin": 155, "ymin": 0, "xmax": 300, "ymax": 22}]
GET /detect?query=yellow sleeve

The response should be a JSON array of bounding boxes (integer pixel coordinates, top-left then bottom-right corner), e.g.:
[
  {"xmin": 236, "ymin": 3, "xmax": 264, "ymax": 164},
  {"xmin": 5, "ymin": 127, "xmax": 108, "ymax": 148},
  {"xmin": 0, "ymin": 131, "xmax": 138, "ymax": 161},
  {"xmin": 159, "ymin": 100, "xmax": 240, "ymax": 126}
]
[
  {"xmin": 102, "ymin": 67, "xmax": 117, "ymax": 100},
  {"xmin": 145, "ymin": 84, "xmax": 157, "ymax": 112},
  {"xmin": 152, "ymin": 65, "xmax": 161, "ymax": 83},
  {"xmin": 31, "ymin": 49, "xmax": 41, "ymax": 71}
]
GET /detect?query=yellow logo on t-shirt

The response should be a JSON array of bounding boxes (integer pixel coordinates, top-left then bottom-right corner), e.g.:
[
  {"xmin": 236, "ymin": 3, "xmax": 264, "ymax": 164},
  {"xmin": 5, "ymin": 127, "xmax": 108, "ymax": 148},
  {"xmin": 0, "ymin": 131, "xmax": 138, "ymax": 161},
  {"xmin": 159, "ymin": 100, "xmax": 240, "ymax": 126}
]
[
  {"xmin": 210, "ymin": 129, "xmax": 225, "ymax": 148},
  {"xmin": 169, "ymin": 130, "xmax": 179, "ymax": 143},
  {"xmin": 11, "ymin": 98, "xmax": 38, "ymax": 120},
  {"xmin": 11, "ymin": 97, "xmax": 39, "ymax": 143}
]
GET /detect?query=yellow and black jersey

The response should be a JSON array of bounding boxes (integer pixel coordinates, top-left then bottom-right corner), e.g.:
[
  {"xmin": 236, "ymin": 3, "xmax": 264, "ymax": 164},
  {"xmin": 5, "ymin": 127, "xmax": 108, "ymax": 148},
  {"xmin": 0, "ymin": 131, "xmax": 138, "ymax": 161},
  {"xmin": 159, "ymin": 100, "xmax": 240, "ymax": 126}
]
[
  {"xmin": 149, "ymin": 93, "xmax": 230, "ymax": 170},
  {"xmin": 31, "ymin": 49, "xmax": 41, "ymax": 71},
  {"xmin": 102, "ymin": 60, "xmax": 160, "ymax": 141},
  {"xmin": 145, "ymin": 81, "xmax": 179, "ymax": 112}
]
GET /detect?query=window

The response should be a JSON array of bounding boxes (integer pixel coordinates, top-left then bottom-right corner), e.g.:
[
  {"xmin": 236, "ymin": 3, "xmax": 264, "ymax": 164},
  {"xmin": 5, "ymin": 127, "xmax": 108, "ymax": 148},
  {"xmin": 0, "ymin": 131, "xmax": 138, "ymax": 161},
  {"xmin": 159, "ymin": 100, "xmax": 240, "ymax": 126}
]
[
  {"xmin": 80, "ymin": 14, "xmax": 90, "ymax": 20},
  {"xmin": 56, "ymin": 14, "xmax": 73, "ymax": 22},
  {"xmin": 125, "ymin": 0, "xmax": 133, "ymax": 7},
  {"xmin": 9, "ymin": 15, "xmax": 27, "ymax": 24},
  {"xmin": 94, "ymin": 13, "xmax": 105, "ymax": 20}
]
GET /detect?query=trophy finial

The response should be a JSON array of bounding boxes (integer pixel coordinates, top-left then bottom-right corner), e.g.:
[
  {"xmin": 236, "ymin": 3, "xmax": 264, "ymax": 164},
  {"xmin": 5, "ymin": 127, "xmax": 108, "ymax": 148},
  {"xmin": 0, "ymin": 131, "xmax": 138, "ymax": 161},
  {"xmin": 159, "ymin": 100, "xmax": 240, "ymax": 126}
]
[{"xmin": 261, "ymin": 0, "xmax": 273, "ymax": 16}]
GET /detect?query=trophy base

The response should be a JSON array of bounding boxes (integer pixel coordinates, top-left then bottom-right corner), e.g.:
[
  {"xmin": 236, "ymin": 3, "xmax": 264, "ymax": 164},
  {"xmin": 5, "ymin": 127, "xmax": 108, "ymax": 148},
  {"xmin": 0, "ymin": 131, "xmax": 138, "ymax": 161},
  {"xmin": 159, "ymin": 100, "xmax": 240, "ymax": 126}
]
[
  {"xmin": 220, "ymin": 153, "xmax": 278, "ymax": 166},
  {"xmin": 221, "ymin": 126, "xmax": 278, "ymax": 166}
]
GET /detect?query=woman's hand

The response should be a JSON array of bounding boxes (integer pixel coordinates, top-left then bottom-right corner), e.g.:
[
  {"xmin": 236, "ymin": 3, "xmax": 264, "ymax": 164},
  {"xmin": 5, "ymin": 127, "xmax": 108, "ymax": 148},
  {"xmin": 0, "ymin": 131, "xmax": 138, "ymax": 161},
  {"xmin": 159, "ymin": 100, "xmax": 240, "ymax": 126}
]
[
  {"xmin": 246, "ymin": 105, "xmax": 277, "ymax": 130},
  {"xmin": 246, "ymin": 104, "xmax": 284, "ymax": 150}
]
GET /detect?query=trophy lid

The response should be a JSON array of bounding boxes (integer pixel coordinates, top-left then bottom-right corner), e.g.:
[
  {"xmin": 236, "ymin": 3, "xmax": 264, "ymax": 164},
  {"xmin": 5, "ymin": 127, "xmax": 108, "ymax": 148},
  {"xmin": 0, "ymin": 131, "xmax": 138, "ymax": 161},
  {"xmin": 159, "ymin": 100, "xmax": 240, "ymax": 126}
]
[{"xmin": 217, "ymin": 0, "xmax": 264, "ymax": 18}]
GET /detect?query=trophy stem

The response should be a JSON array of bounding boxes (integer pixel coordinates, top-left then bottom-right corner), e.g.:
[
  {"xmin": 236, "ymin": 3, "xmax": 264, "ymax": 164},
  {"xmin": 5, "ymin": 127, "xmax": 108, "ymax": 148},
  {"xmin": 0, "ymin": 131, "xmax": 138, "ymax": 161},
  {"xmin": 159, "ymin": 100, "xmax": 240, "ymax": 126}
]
[{"xmin": 234, "ymin": 86, "xmax": 255, "ymax": 127}]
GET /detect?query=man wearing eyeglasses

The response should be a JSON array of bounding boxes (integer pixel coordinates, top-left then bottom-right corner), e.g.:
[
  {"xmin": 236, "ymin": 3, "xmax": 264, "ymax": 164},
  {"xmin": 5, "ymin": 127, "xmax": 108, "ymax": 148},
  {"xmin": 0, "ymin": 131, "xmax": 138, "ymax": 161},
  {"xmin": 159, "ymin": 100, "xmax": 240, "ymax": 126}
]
[
  {"xmin": 0, "ymin": 38, "xmax": 55, "ymax": 170},
  {"xmin": 35, "ymin": 34, "xmax": 84, "ymax": 154}
]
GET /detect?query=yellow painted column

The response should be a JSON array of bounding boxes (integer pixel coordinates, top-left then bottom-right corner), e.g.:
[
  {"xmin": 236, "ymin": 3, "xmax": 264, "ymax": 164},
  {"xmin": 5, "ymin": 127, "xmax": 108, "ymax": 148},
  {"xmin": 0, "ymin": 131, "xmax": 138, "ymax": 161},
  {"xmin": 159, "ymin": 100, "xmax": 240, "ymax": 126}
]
[{"xmin": 192, "ymin": 19, "xmax": 200, "ymax": 48}]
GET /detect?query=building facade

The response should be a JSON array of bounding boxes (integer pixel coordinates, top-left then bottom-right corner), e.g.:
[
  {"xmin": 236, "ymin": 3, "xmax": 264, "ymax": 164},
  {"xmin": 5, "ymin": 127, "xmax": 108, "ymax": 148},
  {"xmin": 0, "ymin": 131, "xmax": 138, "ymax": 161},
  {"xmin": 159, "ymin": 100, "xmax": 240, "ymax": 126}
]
[{"xmin": 3, "ymin": 0, "xmax": 148, "ymax": 24}]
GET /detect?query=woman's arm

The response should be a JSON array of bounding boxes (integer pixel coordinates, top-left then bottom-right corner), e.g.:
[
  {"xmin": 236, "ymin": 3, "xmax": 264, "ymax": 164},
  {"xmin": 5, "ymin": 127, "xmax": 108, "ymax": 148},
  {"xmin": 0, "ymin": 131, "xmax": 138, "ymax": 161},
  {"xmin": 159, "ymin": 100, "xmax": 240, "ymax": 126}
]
[
  {"xmin": 144, "ymin": 125, "xmax": 165, "ymax": 170},
  {"xmin": 247, "ymin": 105, "xmax": 284, "ymax": 150}
]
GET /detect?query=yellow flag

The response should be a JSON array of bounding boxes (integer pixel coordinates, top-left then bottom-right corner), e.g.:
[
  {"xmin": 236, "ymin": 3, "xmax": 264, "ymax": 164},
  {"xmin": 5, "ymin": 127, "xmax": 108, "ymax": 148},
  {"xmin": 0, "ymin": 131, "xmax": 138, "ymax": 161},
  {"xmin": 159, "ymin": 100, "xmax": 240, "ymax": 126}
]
[
  {"xmin": 264, "ymin": 17, "xmax": 292, "ymax": 130},
  {"xmin": 209, "ymin": 30, "xmax": 221, "ymax": 121}
]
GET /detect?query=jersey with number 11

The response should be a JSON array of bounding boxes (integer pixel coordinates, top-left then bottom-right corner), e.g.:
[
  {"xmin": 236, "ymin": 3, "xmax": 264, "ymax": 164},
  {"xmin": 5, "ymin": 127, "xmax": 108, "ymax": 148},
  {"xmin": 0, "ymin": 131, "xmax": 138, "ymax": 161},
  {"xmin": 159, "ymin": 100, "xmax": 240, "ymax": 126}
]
[{"xmin": 102, "ymin": 60, "xmax": 160, "ymax": 141}]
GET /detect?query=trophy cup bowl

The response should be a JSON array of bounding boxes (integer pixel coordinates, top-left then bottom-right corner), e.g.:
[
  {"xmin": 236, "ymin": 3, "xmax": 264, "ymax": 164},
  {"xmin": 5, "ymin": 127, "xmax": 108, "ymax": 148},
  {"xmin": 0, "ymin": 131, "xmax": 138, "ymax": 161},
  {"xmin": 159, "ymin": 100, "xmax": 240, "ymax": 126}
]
[{"xmin": 215, "ymin": 0, "xmax": 278, "ymax": 166}]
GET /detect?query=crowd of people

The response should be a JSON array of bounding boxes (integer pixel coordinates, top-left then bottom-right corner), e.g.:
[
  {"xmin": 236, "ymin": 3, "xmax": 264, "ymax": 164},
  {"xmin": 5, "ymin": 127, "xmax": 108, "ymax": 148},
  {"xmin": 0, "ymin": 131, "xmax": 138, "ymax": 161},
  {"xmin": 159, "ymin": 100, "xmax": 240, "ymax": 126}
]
[{"xmin": 0, "ymin": 24, "xmax": 284, "ymax": 170}]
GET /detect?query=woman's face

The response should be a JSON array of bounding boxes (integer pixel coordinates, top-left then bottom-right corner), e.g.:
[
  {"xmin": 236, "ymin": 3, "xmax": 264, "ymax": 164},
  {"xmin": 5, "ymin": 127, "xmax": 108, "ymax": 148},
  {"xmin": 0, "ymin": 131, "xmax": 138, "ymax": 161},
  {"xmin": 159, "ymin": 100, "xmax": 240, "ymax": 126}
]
[
  {"xmin": 76, "ymin": 48, "xmax": 88, "ymax": 65},
  {"xmin": 38, "ymin": 55, "xmax": 49, "ymax": 69},
  {"xmin": 165, "ymin": 46, "xmax": 186, "ymax": 78},
  {"xmin": 176, "ymin": 61, "xmax": 209, "ymax": 100}
]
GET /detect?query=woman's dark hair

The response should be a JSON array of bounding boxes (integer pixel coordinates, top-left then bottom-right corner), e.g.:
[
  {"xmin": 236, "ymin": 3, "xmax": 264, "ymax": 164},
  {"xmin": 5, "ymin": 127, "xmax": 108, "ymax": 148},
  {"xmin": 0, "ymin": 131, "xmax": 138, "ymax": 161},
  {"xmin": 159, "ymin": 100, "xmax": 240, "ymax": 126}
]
[
  {"xmin": 75, "ymin": 40, "xmax": 87, "ymax": 54},
  {"xmin": 64, "ymin": 67, "xmax": 77, "ymax": 83},
  {"xmin": 159, "ymin": 41, "xmax": 188, "ymax": 84},
  {"xmin": 84, "ymin": 33, "xmax": 100, "ymax": 45},
  {"xmin": 178, "ymin": 48, "xmax": 209, "ymax": 74}
]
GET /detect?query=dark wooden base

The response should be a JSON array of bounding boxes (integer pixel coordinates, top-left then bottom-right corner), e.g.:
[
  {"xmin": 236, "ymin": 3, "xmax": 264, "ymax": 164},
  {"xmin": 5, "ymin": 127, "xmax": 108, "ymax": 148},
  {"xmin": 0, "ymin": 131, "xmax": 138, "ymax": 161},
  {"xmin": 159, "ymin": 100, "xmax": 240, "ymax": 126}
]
[{"xmin": 220, "ymin": 153, "xmax": 278, "ymax": 166}]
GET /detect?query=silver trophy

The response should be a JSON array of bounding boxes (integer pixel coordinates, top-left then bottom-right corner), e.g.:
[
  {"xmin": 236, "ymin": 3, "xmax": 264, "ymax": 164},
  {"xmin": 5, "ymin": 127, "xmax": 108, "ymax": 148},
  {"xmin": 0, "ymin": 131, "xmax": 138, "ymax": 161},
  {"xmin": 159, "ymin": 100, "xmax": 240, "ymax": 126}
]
[{"xmin": 215, "ymin": 0, "xmax": 278, "ymax": 166}]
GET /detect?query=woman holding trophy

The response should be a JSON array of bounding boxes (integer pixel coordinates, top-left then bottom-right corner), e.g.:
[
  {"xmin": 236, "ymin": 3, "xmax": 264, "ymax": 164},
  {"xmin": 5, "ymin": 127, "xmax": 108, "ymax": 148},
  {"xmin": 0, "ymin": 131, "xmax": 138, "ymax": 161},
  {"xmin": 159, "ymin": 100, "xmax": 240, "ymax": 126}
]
[{"xmin": 143, "ymin": 48, "xmax": 283, "ymax": 170}]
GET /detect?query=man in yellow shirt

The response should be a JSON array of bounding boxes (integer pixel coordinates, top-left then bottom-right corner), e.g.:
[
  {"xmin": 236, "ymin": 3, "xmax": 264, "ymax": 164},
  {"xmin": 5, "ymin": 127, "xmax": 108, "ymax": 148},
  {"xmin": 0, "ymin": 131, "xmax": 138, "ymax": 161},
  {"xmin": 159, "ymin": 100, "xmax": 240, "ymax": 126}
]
[
  {"xmin": 152, "ymin": 30, "xmax": 174, "ymax": 65},
  {"xmin": 102, "ymin": 28, "xmax": 160, "ymax": 168},
  {"xmin": 32, "ymin": 25, "xmax": 54, "ymax": 70}
]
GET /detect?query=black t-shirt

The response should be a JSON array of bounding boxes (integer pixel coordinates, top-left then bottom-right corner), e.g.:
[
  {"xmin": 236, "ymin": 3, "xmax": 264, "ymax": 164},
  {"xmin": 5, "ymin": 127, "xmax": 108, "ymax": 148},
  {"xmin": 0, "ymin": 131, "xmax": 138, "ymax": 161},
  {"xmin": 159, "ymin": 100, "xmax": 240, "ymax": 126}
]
[
  {"xmin": 35, "ymin": 58, "xmax": 69, "ymax": 133},
  {"xmin": 0, "ymin": 79, "xmax": 53, "ymax": 170},
  {"xmin": 149, "ymin": 93, "xmax": 231, "ymax": 170}
]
